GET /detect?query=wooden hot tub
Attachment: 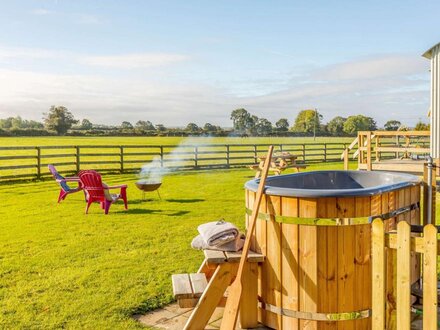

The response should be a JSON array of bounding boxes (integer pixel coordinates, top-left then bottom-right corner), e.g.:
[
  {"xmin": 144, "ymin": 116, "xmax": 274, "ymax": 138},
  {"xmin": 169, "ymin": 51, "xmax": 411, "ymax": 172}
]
[{"xmin": 244, "ymin": 170, "xmax": 421, "ymax": 329}]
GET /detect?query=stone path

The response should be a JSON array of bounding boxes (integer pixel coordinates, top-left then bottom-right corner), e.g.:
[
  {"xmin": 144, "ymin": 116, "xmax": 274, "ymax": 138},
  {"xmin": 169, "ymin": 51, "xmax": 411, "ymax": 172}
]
[{"xmin": 134, "ymin": 303, "xmax": 270, "ymax": 329}]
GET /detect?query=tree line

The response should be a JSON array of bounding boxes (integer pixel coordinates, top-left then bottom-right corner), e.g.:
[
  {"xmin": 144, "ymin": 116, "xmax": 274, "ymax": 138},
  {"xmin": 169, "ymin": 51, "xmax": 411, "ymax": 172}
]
[{"xmin": 0, "ymin": 106, "xmax": 430, "ymax": 137}]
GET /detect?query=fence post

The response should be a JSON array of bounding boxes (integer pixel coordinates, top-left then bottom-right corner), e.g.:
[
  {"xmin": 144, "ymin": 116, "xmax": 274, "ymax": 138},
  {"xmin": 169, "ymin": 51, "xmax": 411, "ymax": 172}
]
[
  {"xmin": 226, "ymin": 145, "xmax": 230, "ymax": 168},
  {"xmin": 120, "ymin": 146, "xmax": 124, "ymax": 173},
  {"xmin": 253, "ymin": 145, "xmax": 257, "ymax": 163},
  {"xmin": 75, "ymin": 146, "xmax": 80, "ymax": 173},
  {"xmin": 323, "ymin": 143, "xmax": 327, "ymax": 162},
  {"xmin": 371, "ymin": 219, "xmax": 385, "ymax": 330},
  {"xmin": 160, "ymin": 146, "xmax": 164, "ymax": 167},
  {"xmin": 423, "ymin": 225, "xmax": 438, "ymax": 329},
  {"xmin": 194, "ymin": 146, "xmax": 198, "ymax": 168},
  {"xmin": 366, "ymin": 132, "xmax": 372, "ymax": 171},
  {"xmin": 36, "ymin": 147, "xmax": 41, "ymax": 179},
  {"xmin": 279, "ymin": 144, "xmax": 283, "ymax": 153},
  {"xmin": 396, "ymin": 221, "xmax": 411, "ymax": 330},
  {"xmin": 343, "ymin": 149, "xmax": 349, "ymax": 170},
  {"xmin": 302, "ymin": 144, "xmax": 306, "ymax": 162}
]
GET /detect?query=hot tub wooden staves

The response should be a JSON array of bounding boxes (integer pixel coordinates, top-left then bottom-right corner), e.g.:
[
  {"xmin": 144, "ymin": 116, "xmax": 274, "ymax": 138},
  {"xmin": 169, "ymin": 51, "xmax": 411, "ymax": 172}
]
[{"xmin": 245, "ymin": 186, "xmax": 421, "ymax": 330}]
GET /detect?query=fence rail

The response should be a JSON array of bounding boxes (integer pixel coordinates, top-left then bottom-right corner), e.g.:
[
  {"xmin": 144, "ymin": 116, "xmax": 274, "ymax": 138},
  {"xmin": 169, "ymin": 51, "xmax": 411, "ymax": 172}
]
[{"xmin": 0, "ymin": 142, "xmax": 356, "ymax": 182}]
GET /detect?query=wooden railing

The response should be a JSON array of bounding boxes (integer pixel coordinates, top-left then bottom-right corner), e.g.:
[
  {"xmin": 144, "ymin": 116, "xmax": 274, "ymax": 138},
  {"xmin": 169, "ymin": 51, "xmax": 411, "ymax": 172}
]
[
  {"xmin": 372, "ymin": 220, "xmax": 438, "ymax": 329},
  {"xmin": 341, "ymin": 131, "xmax": 430, "ymax": 171},
  {"xmin": 0, "ymin": 142, "xmax": 352, "ymax": 182}
]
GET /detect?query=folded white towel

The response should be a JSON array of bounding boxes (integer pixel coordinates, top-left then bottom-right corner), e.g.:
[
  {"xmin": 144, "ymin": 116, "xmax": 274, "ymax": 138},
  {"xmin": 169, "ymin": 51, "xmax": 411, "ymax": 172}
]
[
  {"xmin": 191, "ymin": 234, "xmax": 245, "ymax": 252},
  {"xmin": 197, "ymin": 219, "xmax": 239, "ymax": 247}
]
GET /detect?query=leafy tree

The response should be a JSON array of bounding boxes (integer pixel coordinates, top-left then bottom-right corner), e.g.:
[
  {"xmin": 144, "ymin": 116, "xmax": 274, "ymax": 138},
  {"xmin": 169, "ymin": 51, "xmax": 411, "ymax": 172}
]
[
  {"xmin": 203, "ymin": 123, "xmax": 217, "ymax": 132},
  {"xmin": 43, "ymin": 106, "xmax": 78, "ymax": 135},
  {"xmin": 155, "ymin": 124, "xmax": 166, "ymax": 132},
  {"xmin": 275, "ymin": 118, "xmax": 289, "ymax": 132},
  {"xmin": 81, "ymin": 119, "xmax": 93, "ymax": 130},
  {"xmin": 384, "ymin": 120, "xmax": 401, "ymax": 131},
  {"xmin": 254, "ymin": 118, "xmax": 272, "ymax": 136},
  {"xmin": 414, "ymin": 121, "xmax": 429, "ymax": 131},
  {"xmin": 327, "ymin": 116, "xmax": 346, "ymax": 136},
  {"xmin": 291, "ymin": 109, "xmax": 322, "ymax": 133},
  {"xmin": 135, "ymin": 120, "xmax": 155, "ymax": 131},
  {"xmin": 230, "ymin": 108, "xmax": 255, "ymax": 133},
  {"xmin": 27, "ymin": 120, "xmax": 44, "ymax": 129},
  {"xmin": 185, "ymin": 123, "xmax": 200, "ymax": 133},
  {"xmin": 343, "ymin": 115, "xmax": 377, "ymax": 135},
  {"xmin": 120, "ymin": 121, "xmax": 133, "ymax": 129}
]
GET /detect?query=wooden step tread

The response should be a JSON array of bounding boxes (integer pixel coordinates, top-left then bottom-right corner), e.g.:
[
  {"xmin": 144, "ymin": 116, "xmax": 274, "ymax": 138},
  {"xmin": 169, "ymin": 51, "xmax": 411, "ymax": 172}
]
[
  {"xmin": 172, "ymin": 273, "xmax": 208, "ymax": 299},
  {"xmin": 203, "ymin": 249, "xmax": 265, "ymax": 264}
]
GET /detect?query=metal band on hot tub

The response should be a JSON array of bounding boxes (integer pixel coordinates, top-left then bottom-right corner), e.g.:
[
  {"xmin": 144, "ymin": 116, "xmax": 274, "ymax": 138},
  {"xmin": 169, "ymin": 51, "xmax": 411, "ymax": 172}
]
[
  {"xmin": 259, "ymin": 301, "xmax": 371, "ymax": 321},
  {"xmin": 245, "ymin": 202, "xmax": 420, "ymax": 225}
]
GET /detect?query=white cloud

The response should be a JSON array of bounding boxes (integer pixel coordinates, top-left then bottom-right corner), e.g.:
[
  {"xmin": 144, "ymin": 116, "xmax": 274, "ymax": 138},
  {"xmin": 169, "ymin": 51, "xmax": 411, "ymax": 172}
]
[
  {"xmin": 0, "ymin": 51, "xmax": 431, "ymax": 127},
  {"xmin": 30, "ymin": 8, "xmax": 54, "ymax": 16},
  {"xmin": 79, "ymin": 53, "xmax": 189, "ymax": 69}
]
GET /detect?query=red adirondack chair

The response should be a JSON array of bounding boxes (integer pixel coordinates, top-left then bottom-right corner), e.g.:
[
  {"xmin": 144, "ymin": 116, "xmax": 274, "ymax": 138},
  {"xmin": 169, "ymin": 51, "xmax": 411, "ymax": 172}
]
[
  {"xmin": 79, "ymin": 170, "xmax": 128, "ymax": 214},
  {"xmin": 48, "ymin": 164, "xmax": 82, "ymax": 203}
]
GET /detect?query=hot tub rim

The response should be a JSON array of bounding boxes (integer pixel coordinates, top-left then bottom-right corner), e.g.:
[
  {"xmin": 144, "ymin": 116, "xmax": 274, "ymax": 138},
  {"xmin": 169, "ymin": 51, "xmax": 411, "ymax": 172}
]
[{"xmin": 244, "ymin": 170, "xmax": 421, "ymax": 198}]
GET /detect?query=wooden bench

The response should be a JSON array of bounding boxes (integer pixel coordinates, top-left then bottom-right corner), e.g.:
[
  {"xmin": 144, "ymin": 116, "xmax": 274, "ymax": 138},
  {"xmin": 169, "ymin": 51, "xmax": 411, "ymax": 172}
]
[
  {"xmin": 250, "ymin": 162, "xmax": 308, "ymax": 178},
  {"xmin": 172, "ymin": 250, "xmax": 264, "ymax": 308},
  {"xmin": 171, "ymin": 249, "xmax": 265, "ymax": 329}
]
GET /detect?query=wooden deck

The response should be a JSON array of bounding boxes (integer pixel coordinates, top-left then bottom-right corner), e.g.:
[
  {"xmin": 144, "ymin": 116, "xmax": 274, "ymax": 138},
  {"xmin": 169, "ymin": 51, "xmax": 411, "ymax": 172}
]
[{"xmin": 358, "ymin": 159, "xmax": 426, "ymax": 173}]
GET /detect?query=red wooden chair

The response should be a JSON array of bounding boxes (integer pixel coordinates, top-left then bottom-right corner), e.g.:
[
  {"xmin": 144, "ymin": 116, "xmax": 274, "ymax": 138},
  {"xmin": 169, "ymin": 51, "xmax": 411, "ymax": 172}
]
[
  {"xmin": 48, "ymin": 164, "xmax": 82, "ymax": 203},
  {"xmin": 79, "ymin": 170, "xmax": 128, "ymax": 214}
]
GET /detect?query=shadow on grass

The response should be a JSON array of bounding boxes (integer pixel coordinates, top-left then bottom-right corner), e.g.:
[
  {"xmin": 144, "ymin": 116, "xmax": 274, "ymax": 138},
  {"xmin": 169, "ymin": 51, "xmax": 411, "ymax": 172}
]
[
  {"xmin": 126, "ymin": 199, "xmax": 161, "ymax": 205},
  {"xmin": 116, "ymin": 208, "xmax": 190, "ymax": 216},
  {"xmin": 166, "ymin": 198, "xmax": 204, "ymax": 203}
]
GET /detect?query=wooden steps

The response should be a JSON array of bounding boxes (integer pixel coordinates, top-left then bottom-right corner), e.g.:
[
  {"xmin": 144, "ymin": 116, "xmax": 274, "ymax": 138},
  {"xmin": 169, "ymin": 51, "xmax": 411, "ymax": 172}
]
[
  {"xmin": 172, "ymin": 273, "xmax": 208, "ymax": 308},
  {"xmin": 172, "ymin": 249, "xmax": 265, "ymax": 308}
]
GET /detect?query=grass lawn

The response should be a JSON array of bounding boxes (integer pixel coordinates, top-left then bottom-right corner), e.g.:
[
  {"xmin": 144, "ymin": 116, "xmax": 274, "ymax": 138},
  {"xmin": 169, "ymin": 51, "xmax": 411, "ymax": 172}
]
[{"xmin": 1, "ymin": 161, "xmax": 437, "ymax": 329}]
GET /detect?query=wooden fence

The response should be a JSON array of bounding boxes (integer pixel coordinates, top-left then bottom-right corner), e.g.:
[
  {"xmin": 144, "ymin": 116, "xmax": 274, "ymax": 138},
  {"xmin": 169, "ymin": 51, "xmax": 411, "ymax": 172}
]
[
  {"xmin": 372, "ymin": 220, "xmax": 438, "ymax": 329},
  {"xmin": 0, "ymin": 142, "xmax": 353, "ymax": 182}
]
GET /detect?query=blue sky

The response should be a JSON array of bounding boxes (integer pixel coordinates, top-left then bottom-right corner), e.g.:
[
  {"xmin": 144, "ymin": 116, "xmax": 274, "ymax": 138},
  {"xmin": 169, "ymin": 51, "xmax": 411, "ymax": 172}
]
[{"xmin": 0, "ymin": 0, "xmax": 438, "ymax": 127}]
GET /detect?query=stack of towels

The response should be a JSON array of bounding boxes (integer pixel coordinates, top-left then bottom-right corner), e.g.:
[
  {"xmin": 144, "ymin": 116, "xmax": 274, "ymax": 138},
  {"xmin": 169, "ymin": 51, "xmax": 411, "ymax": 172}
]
[{"xmin": 191, "ymin": 219, "xmax": 245, "ymax": 252}]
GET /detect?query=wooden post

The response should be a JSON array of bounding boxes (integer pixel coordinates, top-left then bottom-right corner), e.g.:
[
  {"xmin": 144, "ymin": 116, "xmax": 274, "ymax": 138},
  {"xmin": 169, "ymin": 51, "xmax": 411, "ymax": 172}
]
[
  {"xmin": 75, "ymin": 146, "xmax": 80, "ymax": 173},
  {"xmin": 375, "ymin": 135, "xmax": 380, "ymax": 161},
  {"xmin": 372, "ymin": 220, "xmax": 385, "ymax": 330},
  {"xmin": 253, "ymin": 145, "xmax": 257, "ymax": 163},
  {"xmin": 160, "ymin": 146, "xmax": 164, "ymax": 167},
  {"xmin": 302, "ymin": 144, "xmax": 306, "ymax": 162},
  {"xmin": 358, "ymin": 132, "xmax": 363, "ymax": 165},
  {"xmin": 423, "ymin": 225, "xmax": 438, "ymax": 329},
  {"xmin": 423, "ymin": 162, "xmax": 436, "ymax": 225},
  {"xmin": 343, "ymin": 148, "xmax": 349, "ymax": 170},
  {"xmin": 366, "ymin": 132, "xmax": 372, "ymax": 171},
  {"xmin": 36, "ymin": 147, "xmax": 41, "ymax": 179},
  {"xmin": 323, "ymin": 143, "xmax": 327, "ymax": 162},
  {"xmin": 120, "ymin": 146, "xmax": 124, "ymax": 173},
  {"xmin": 396, "ymin": 221, "xmax": 411, "ymax": 330},
  {"xmin": 226, "ymin": 145, "xmax": 230, "ymax": 168},
  {"xmin": 194, "ymin": 146, "xmax": 198, "ymax": 168}
]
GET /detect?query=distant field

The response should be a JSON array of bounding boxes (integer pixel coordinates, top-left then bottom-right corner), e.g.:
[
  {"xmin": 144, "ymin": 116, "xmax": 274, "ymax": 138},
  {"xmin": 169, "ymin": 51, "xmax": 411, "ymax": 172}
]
[{"xmin": 0, "ymin": 136, "xmax": 354, "ymax": 146}]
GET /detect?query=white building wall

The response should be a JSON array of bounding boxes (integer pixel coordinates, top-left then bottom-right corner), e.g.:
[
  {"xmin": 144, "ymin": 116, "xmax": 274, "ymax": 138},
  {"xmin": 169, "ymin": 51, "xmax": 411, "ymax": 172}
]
[{"xmin": 424, "ymin": 43, "xmax": 440, "ymax": 158}]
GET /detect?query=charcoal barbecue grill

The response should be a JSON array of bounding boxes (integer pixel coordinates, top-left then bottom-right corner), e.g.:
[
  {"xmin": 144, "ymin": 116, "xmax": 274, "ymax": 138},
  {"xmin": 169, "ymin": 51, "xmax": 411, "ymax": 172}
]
[{"xmin": 135, "ymin": 180, "xmax": 162, "ymax": 200}]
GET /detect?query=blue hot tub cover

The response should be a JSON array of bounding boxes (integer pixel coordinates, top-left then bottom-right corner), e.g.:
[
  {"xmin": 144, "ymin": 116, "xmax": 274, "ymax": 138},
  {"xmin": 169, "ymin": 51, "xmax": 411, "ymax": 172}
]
[{"xmin": 245, "ymin": 170, "xmax": 421, "ymax": 198}]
